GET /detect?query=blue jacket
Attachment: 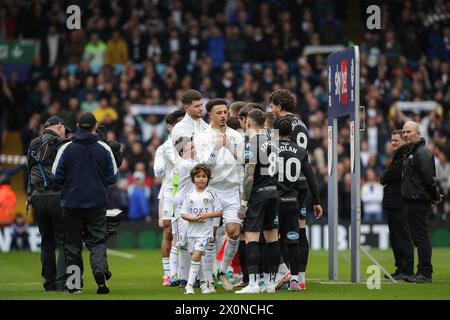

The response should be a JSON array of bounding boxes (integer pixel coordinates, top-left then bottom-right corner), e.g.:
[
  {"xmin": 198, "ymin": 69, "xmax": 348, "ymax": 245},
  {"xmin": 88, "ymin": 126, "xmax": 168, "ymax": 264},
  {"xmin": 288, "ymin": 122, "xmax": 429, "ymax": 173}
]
[
  {"xmin": 51, "ymin": 129, "xmax": 118, "ymax": 209},
  {"xmin": 128, "ymin": 186, "xmax": 149, "ymax": 220}
]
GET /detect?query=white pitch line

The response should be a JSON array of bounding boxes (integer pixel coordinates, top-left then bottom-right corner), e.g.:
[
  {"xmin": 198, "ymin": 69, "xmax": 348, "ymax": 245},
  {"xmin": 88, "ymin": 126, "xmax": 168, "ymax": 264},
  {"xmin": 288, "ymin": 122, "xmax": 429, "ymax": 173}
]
[
  {"xmin": 107, "ymin": 249, "xmax": 135, "ymax": 259},
  {"xmin": 2, "ymin": 282, "xmax": 41, "ymax": 286}
]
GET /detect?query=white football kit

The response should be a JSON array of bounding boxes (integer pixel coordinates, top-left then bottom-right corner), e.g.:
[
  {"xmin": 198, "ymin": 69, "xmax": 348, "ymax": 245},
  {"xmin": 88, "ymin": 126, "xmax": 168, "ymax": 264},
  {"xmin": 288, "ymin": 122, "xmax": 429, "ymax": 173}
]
[
  {"xmin": 195, "ymin": 125, "xmax": 244, "ymax": 226},
  {"xmin": 180, "ymin": 188, "xmax": 223, "ymax": 253}
]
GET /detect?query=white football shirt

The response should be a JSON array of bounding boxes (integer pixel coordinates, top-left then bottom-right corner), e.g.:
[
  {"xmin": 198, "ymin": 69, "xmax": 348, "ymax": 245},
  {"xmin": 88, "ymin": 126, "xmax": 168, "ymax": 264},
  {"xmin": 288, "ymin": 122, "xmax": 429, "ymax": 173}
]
[{"xmin": 180, "ymin": 188, "xmax": 223, "ymax": 238}]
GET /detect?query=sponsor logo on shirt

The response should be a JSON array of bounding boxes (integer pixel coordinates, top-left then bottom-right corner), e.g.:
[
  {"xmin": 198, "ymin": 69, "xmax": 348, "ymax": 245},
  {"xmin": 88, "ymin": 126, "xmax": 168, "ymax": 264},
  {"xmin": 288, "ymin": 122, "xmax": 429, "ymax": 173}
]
[{"xmin": 287, "ymin": 231, "xmax": 299, "ymax": 240}]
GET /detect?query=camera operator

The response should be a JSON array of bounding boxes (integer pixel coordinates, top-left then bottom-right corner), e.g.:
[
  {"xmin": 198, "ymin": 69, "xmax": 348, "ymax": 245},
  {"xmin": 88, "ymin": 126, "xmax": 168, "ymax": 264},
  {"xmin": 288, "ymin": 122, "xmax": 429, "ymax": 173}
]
[{"xmin": 52, "ymin": 113, "xmax": 118, "ymax": 294}]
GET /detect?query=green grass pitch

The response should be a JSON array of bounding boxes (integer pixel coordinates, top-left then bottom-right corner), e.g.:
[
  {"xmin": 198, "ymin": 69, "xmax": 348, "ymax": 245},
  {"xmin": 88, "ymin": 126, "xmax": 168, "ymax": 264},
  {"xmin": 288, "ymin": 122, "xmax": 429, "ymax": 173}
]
[{"xmin": 0, "ymin": 248, "xmax": 449, "ymax": 300}]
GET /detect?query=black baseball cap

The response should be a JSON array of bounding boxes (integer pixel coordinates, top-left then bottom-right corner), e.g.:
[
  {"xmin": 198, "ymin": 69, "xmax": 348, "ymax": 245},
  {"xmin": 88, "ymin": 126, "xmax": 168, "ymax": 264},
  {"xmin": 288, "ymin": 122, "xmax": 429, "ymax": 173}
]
[
  {"xmin": 44, "ymin": 116, "xmax": 71, "ymax": 132},
  {"xmin": 78, "ymin": 112, "xmax": 97, "ymax": 129}
]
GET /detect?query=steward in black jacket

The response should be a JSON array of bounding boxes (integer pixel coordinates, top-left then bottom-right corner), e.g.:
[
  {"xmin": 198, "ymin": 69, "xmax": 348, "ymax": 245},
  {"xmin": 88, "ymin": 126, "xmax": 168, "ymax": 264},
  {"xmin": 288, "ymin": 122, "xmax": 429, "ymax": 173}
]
[
  {"xmin": 402, "ymin": 138, "xmax": 440, "ymax": 202},
  {"xmin": 380, "ymin": 143, "xmax": 413, "ymax": 278},
  {"xmin": 401, "ymin": 135, "xmax": 441, "ymax": 282}
]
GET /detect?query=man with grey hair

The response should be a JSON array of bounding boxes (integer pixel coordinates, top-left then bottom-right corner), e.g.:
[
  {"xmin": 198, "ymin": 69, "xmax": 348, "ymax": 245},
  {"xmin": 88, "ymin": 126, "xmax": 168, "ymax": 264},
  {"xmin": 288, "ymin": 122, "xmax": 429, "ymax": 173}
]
[{"xmin": 401, "ymin": 121, "xmax": 443, "ymax": 283}]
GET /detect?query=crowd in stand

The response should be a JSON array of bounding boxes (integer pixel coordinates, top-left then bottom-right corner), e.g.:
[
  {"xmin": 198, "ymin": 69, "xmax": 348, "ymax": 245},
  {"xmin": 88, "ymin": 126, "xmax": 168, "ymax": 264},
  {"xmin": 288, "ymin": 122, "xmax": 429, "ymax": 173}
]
[{"xmin": 0, "ymin": 0, "xmax": 449, "ymax": 223}]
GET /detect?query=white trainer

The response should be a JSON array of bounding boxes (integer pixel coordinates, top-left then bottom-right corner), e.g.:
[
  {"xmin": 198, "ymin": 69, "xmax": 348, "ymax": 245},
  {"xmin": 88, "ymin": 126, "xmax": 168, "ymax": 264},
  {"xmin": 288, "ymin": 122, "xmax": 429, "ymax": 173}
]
[
  {"xmin": 208, "ymin": 281, "xmax": 216, "ymax": 293},
  {"xmin": 235, "ymin": 285, "xmax": 260, "ymax": 294},
  {"xmin": 275, "ymin": 271, "xmax": 291, "ymax": 290},
  {"xmin": 184, "ymin": 286, "xmax": 195, "ymax": 294}
]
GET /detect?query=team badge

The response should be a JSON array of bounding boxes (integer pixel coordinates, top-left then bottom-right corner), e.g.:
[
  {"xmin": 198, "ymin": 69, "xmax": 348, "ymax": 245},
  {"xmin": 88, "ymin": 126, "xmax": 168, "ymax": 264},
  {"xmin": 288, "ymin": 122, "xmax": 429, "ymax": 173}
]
[{"xmin": 203, "ymin": 198, "xmax": 209, "ymax": 205}]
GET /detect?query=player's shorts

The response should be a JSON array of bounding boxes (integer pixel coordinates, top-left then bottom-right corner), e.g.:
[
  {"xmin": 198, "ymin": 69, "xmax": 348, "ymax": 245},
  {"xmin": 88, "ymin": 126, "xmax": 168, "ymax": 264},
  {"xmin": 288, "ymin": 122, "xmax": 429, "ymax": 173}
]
[
  {"xmin": 187, "ymin": 237, "xmax": 210, "ymax": 254},
  {"xmin": 297, "ymin": 190, "xmax": 308, "ymax": 221},
  {"xmin": 279, "ymin": 207, "xmax": 300, "ymax": 244},
  {"xmin": 161, "ymin": 188, "xmax": 174, "ymax": 221},
  {"xmin": 210, "ymin": 187, "xmax": 242, "ymax": 225},
  {"xmin": 171, "ymin": 204, "xmax": 181, "ymax": 236},
  {"xmin": 243, "ymin": 196, "xmax": 279, "ymax": 232}
]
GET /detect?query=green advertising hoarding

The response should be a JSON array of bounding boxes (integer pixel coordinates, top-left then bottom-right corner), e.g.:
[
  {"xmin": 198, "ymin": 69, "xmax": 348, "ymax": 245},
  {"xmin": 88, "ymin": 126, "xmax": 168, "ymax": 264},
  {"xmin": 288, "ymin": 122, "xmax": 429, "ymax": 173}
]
[{"xmin": 0, "ymin": 40, "xmax": 38, "ymax": 64}]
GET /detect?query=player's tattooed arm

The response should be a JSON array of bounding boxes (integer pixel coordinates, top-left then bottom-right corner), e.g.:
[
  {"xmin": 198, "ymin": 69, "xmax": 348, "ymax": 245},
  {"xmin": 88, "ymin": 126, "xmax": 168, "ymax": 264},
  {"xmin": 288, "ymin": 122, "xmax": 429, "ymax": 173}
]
[{"xmin": 238, "ymin": 163, "xmax": 255, "ymax": 219}]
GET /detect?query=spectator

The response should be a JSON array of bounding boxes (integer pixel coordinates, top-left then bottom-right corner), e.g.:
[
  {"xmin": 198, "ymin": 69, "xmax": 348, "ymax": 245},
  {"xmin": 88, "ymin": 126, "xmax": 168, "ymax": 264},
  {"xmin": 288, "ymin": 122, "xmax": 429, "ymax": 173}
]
[
  {"xmin": 225, "ymin": 24, "xmax": 247, "ymax": 63},
  {"xmin": 0, "ymin": 175, "xmax": 16, "ymax": 225},
  {"xmin": 128, "ymin": 171, "xmax": 151, "ymax": 221},
  {"xmin": 10, "ymin": 213, "xmax": 30, "ymax": 251},
  {"xmin": 41, "ymin": 24, "xmax": 63, "ymax": 67},
  {"xmin": 207, "ymin": 25, "xmax": 225, "ymax": 68},
  {"xmin": 83, "ymin": 33, "xmax": 106, "ymax": 73},
  {"xmin": 63, "ymin": 30, "xmax": 85, "ymax": 65},
  {"xmin": 361, "ymin": 168, "xmax": 384, "ymax": 222},
  {"xmin": 105, "ymin": 31, "xmax": 129, "ymax": 65},
  {"xmin": 93, "ymin": 98, "xmax": 119, "ymax": 123},
  {"xmin": 81, "ymin": 92, "xmax": 100, "ymax": 114}
]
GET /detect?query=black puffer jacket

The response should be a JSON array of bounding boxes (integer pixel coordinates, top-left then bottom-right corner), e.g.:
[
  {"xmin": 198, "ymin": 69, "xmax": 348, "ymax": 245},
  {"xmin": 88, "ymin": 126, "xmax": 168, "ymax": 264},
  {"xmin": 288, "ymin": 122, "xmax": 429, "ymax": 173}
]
[
  {"xmin": 401, "ymin": 138, "xmax": 440, "ymax": 202},
  {"xmin": 380, "ymin": 143, "xmax": 410, "ymax": 210}
]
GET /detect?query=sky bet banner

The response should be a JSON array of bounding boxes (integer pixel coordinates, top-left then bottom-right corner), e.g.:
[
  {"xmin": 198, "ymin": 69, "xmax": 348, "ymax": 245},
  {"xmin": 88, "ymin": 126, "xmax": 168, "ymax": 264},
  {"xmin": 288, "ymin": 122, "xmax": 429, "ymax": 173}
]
[{"xmin": 327, "ymin": 46, "xmax": 357, "ymax": 121}]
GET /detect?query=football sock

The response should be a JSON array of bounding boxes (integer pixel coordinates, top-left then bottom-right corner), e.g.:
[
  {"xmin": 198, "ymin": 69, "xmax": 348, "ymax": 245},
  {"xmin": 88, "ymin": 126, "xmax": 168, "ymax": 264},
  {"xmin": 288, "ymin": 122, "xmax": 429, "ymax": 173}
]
[
  {"xmin": 266, "ymin": 241, "xmax": 281, "ymax": 286},
  {"xmin": 263, "ymin": 273, "xmax": 269, "ymax": 286},
  {"xmin": 169, "ymin": 247, "xmax": 179, "ymax": 277},
  {"xmin": 287, "ymin": 242, "xmax": 301, "ymax": 275},
  {"xmin": 246, "ymin": 241, "xmax": 260, "ymax": 278},
  {"xmin": 299, "ymin": 228, "xmax": 309, "ymax": 272},
  {"xmin": 259, "ymin": 241, "xmax": 266, "ymax": 275},
  {"xmin": 188, "ymin": 261, "xmax": 201, "ymax": 287},
  {"xmin": 198, "ymin": 263, "xmax": 206, "ymax": 282},
  {"xmin": 249, "ymin": 273, "xmax": 259, "ymax": 287},
  {"xmin": 162, "ymin": 257, "xmax": 170, "ymax": 276},
  {"xmin": 219, "ymin": 237, "xmax": 239, "ymax": 274},
  {"xmin": 238, "ymin": 240, "xmax": 249, "ymax": 283},
  {"xmin": 299, "ymin": 272, "xmax": 305, "ymax": 283},
  {"xmin": 278, "ymin": 261, "xmax": 289, "ymax": 275},
  {"xmin": 203, "ymin": 241, "xmax": 215, "ymax": 282},
  {"xmin": 179, "ymin": 247, "xmax": 191, "ymax": 281}
]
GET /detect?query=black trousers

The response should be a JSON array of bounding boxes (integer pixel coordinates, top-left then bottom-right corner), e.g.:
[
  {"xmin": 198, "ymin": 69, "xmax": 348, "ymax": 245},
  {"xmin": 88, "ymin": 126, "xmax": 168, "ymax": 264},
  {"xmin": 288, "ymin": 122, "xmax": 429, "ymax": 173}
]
[
  {"xmin": 30, "ymin": 194, "xmax": 66, "ymax": 289},
  {"xmin": 63, "ymin": 207, "xmax": 109, "ymax": 284},
  {"xmin": 403, "ymin": 199, "xmax": 433, "ymax": 277},
  {"xmin": 385, "ymin": 207, "xmax": 414, "ymax": 275}
]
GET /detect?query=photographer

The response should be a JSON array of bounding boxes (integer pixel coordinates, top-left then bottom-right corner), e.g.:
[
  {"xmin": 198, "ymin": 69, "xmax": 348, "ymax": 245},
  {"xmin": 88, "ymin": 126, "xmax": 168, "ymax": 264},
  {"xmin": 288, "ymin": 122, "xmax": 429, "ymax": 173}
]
[{"xmin": 26, "ymin": 116, "xmax": 69, "ymax": 291}]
